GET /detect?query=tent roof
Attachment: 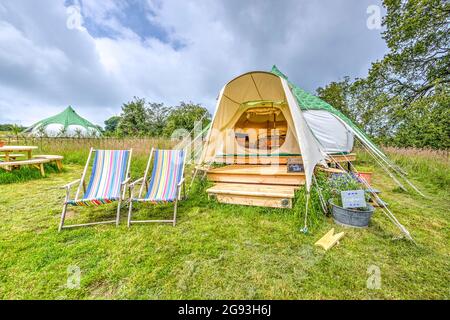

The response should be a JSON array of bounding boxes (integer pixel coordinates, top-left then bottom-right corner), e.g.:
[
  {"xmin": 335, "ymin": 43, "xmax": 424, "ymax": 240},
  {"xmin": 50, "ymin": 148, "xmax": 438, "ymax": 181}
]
[
  {"xmin": 271, "ymin": 66, "xmax": 338, "ymax": 112},
  {"xmin": 24, "ymin": 106, "xmax": 99, "ymax": 132},
  {"xmin": 270, "ymin": 65, "xmax": 384, "ymax": 156}
]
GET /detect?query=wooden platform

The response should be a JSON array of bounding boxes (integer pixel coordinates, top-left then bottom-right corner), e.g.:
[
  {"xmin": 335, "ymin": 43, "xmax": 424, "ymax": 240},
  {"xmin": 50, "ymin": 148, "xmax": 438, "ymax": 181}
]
[
  {"xmin": 206, "ymin": 164, "xmax": 306, "ymax": 208},
  {"xmin": 207, "ymin": 164, "xmax": 305, "ymax": 186},
  {"xmin": 214, "ymin": 153, "xmax": 356, "ymax": 165},
  {"xmin": 205, "ymin": 153, "xmax": 356, "ymax": 209},
  {"xmin": 207, "ymin": 183, "xmax": 298, "ymax": 208}
]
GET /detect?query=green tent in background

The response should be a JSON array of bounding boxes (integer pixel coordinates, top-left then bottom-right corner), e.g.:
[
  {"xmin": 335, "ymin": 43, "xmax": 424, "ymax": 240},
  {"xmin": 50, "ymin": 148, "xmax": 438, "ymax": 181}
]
[{"xmin": 24, "ymin": 106, "xmax": 101, "ymax": 137}]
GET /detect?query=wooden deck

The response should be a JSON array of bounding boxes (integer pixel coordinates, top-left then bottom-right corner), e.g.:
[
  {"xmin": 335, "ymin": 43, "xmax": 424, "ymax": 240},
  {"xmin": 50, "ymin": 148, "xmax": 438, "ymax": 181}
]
[
  {"xmin": 207, "ymin": 182, "xmax": 298, "ymax": 209},
  {"xmin": 206, "ymin": 164, "xmax": 306, "ymax": 208},
  {"xmin": 207, "ymin": 164, "xmax": 306, "ymax": 186},
  {"xmin": 214, "ymin": 153, "xmax": 356, "ymax": 165},
  {"xmin": 206, "ymin": 153, "xmax": 356, "ymax": 209}
]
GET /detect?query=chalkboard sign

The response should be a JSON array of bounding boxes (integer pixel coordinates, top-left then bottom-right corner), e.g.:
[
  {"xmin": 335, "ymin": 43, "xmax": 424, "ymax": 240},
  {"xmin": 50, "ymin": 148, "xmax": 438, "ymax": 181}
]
[
  {"xmin": 341, "ymin": 190, "xmax": 366, "ymax": 209},
  {"xmin": 287, "ymin": 158, "xmax": 304, "ymax": 172}
]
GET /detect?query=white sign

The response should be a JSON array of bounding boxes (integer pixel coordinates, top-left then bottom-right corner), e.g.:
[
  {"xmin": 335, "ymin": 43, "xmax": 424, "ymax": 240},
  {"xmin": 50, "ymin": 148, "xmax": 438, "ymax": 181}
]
[{"xmin": 341, "ymin": 190, "xmax": 366, "ymax": 209}]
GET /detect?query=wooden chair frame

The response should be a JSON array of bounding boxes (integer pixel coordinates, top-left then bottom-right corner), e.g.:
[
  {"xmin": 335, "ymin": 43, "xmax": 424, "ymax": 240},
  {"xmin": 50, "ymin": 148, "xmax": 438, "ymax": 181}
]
[
  {"xmin": 58, "ymin": 147, "xmax": 133, "ymax": 232},
  {"xmin": 127, "ymin": 148, "xmax": 186, "ymax": 227}
]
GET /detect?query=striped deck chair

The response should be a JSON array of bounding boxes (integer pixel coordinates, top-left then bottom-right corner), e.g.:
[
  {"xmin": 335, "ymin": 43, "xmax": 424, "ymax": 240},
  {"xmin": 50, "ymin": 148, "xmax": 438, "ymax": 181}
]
[
  {"xmin": 59, "ymin": 148, "xmax": 132, "ymax": 231},
  {"xmin": 127, "ymin": 148, "xmax": 186, "ymax": 227}
]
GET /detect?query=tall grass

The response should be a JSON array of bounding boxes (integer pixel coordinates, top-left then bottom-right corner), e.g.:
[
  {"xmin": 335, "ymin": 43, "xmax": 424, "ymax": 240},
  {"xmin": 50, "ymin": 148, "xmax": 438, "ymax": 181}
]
[
  {"xmin": 355, "ymin": 146, "xmax": 449, "ymax": 192},
  {"xmin": 0, "ymin": 137, "xmax": 176, "ymax": 184},
  {"xmin": 1, "ymin": 136, "xmax": 449, "ymax": 194}
]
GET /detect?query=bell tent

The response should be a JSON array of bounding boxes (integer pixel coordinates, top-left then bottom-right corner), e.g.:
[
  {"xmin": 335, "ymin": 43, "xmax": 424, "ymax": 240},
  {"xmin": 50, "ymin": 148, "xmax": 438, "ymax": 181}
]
[
  {"xmin": 197, "ymin": 66, "xmax": 421, "ymax": 240},
  {"xmin": 24, "ymin": 106, "xmax": 101, "ymax": 137},
  {"xmin": 199, "ymin": 68, "xmax": 365, "ymax": 191}
]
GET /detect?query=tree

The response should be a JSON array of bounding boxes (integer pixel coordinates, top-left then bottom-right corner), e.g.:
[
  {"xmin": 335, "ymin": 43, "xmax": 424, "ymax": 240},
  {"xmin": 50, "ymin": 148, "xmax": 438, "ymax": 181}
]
[
  {"xmin": 10, "ymin": 124, "xmax": 22, "ymax": 141},
  {"xmin": 372, "ymin": 0, "xmax": 450, "ymax": 101},
  {"xmin": 315, "ymin": 0, "xmax": 450, "ymax": 149},
  {"xmin": 147, "ymin": 102, "xmax": 171, "ymax": 136},
  {"xmin": 74, "ymin": 128, "xmax": 83, "ymax": 138},
  {"xmin": 163, "ymin": 102, "xmax": 210, "ymax": 137},
  {"xmin": 364, "ymin": 0, "xmax": 450, "ymax": 148},
  {"xmin": 104, "ymin": 116, "xmax": 121, "ymax": 133},
  {"xmin": 116, "ymin": 97, "xmax": 151, "ymax": 136},
  {"xmin": 36, "ymin": 125, "xmax": 47, "ymax": 137},
  {"xmin": 316, "ymin": 77, "xmax": 355, "ymax": 120},
  {"xmin": 392, "ymin": 86, "xmax": 450, "ymax": 149},
  {"xmin": 57, "ymin": 126, "xmax": 67, "ymax": 137}
]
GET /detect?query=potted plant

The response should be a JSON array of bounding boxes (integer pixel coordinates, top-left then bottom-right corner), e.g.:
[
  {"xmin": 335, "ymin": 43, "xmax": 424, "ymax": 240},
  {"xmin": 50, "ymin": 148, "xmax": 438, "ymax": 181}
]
[{"xmin": 328, "ymin": 174, "xmax": 374, "ymax": 228}]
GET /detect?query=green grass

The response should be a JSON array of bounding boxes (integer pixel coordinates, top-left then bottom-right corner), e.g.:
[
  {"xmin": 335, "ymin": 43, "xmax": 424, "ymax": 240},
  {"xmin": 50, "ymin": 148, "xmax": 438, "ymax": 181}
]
[{"xmin": 0, "ymin": 150, "xmax": 448, "ymax": 299}]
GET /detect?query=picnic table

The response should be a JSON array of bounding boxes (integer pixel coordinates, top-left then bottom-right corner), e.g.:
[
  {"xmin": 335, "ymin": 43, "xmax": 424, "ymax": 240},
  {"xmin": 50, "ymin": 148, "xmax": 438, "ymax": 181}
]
[
  {"xmin": 0, "ymin": 145, "xmax": 38, "ymax": 162},
  {"xmin": 0, "ymin": 146, "xmax": 63, "ymax": 176}
]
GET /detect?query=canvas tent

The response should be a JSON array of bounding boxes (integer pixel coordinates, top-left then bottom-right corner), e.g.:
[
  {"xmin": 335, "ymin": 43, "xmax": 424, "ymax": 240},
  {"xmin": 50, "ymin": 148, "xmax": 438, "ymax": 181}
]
[
  {"xmin": 270, "ymin": 66, "xmax": 386, "ymax": 160},
  {"xmin": 199, "ymin": 70, "xmax": 332, "ymax": 191},
  {"xmin": 196, "ymin": 66, "xmax": 418, "ymax": 240},
  {"xmin": 24, "ymin": 106, "xmax": 101, "ymax": 137},
  {"xmin": 199, "ymin": 70, "xmax": 360, "ymax": 164},
  {"xmin": 198, "ymin": 66, "xmax": 423, "ymax": 191}
]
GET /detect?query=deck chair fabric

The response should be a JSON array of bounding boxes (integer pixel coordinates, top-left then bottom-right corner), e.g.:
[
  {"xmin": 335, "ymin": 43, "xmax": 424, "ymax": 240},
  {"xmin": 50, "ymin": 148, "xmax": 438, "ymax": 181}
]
[
  {"xmin": 137, "ymin": 149, "xmax": 185, "ymax": 202},
  {"xmin": 67, "ymin": 150, "xmax": 130, "ymax": 206},
  {"xmin": 59, "ymin": 148, "xmax": 132, "ymax": 232},
  {"xmin": 128, "ymin": 149, "xmax": 186, "ymax": 227}
]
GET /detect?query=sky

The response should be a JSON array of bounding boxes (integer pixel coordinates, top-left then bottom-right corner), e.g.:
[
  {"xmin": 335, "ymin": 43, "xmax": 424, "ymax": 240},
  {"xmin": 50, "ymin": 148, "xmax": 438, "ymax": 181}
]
[{"xmin": 0, "ymin": 0, "xmax": 388, "ymax": 127}]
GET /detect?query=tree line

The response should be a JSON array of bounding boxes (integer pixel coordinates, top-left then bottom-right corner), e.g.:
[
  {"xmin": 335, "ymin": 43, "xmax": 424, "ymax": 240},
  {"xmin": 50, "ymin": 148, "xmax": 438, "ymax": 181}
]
[
  {"xmin": 315, "ymin": 0, "xmax": 449, "ymax": 150},
  {"xmin": 103, "ymin": 98, "xmax": 211, "ymax": 138}
]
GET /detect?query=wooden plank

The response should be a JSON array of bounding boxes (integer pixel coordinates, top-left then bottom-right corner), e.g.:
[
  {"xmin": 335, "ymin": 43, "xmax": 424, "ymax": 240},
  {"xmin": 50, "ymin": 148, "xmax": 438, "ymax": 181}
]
[
  {"xmin": 0, "ymin": 146, "xmax": 38, "ymax": 152},
  {"xmin": 208, "ymin": 164, "xmax": 305, "ymax": 176},
  {"xmin": 0, "ymin": 158, "xmax": 50, "ymax": 167},
  {"xmin": 214, "ymin": 153, "xmax": 356, "ymax": 165},
  {"xmin": 319, "ymin": 167, "xmax": 346, "ymax": 174},
  {"xmin": 207, "ymin": 173, "xmax": 305, "ymax": 186},
  {"xmin": 207, "ymin": 183, "xmax": 296, "ymax": 198},
  {"xmin": 0, "ymin": 154, "xmax": 25, "ymax": 158},
  {"xmin": 33, "ymin": 155, "xmax": 64, "ymax": 171},
  {"xmin": 32, "ymin": 155, "xmax": 64, "ymax": 160},
  {"xmin": 214, "ymin": 194, "xmax": 292, "ymax": 209},
  {"xmin": 315, "ymin": 228, "xmax": 345, "ymax": 251}
]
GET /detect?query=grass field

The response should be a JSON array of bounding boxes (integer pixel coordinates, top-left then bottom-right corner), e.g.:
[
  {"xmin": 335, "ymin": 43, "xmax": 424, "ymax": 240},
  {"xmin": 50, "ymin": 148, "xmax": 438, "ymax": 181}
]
[{"xmin": 0, "ymin": 141, "xmax": 448, "ymax": 299}]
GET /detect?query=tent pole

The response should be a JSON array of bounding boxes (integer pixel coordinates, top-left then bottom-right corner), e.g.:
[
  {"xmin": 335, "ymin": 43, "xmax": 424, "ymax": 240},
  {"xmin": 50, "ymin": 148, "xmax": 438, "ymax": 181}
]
[
  {"xmin": 301, "ymin": 191, "xmax": 310, "ymax": 233},
  {"xmin": 357, "ymin": 138, "xmax": 426, "ymax": 198},
  {"xmin": 313, "ymin": 174, "xmax": 328, "ymax": 214},
  {"xmin": 357, "ymin": 140, "xmax": 408, "ymax": 192}
]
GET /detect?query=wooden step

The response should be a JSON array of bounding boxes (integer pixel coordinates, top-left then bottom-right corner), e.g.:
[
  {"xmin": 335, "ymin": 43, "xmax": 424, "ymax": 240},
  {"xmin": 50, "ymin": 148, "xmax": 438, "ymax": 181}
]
[
  {"xmin": 207, "ymin": 183, "xmax": 297, "ymax": 208},
  {"xmin": 207, "ymin": 164, "xmax": 305, "ymax": 186},
  {"xmin": 214, "ymin": 153, "xmax": 356, "ymax": 165}
]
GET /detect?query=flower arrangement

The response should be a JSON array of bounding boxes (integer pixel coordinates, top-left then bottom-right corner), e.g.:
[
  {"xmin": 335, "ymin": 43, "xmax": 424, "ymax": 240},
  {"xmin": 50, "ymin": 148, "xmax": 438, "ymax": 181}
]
[{"xmin": 328, "ymin": 173, "xmax": 371, "ymax": 211}]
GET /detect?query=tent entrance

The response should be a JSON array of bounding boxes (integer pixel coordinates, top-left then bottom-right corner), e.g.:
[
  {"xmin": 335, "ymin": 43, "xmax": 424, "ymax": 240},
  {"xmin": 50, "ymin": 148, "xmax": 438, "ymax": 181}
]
[{"xmin": 234, "ymin": 104, "xmax": 287, "ymax": 152}]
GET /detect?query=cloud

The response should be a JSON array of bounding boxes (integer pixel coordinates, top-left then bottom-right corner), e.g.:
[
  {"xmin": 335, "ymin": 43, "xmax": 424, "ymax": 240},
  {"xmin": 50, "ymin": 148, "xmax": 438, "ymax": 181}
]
[{"xmin": 0, "ymin": 0, "xmax": 387, "ymax": 127}]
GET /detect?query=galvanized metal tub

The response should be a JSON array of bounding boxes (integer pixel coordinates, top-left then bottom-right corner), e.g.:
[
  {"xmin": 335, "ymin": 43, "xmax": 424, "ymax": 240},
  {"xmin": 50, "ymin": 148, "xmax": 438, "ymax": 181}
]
[{"xmin": 330, "ymin": 200, "xmax": 374, "ymax": 228}]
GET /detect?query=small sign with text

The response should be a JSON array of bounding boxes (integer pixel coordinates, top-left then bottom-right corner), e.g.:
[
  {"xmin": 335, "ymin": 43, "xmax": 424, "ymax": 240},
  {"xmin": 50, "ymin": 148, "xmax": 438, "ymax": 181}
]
[{"xmin": 341, "ymin": 190, "xmax": 366, "ymax": 209}]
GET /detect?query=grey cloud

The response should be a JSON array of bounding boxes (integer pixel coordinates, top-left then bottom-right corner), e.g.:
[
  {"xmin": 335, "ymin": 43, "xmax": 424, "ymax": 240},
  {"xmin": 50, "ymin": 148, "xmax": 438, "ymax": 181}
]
[{"xmin": 0, "ymin": 0, "xmax": 387, "ymax": 126}]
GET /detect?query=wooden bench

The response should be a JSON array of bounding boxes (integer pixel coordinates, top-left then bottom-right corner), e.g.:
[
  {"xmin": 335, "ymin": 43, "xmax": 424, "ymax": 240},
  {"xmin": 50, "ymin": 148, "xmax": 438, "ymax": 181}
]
[
  {"xmin": 0, "ymin": 158, "xmax": 50, "ymax": 176},
  {"xmin": 0, "ymin": 153, "xmax": 25, "ymax": 161},
  {"xmin": 32, "ymin": 155, "xmax": 64, "ymax": 171}
]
